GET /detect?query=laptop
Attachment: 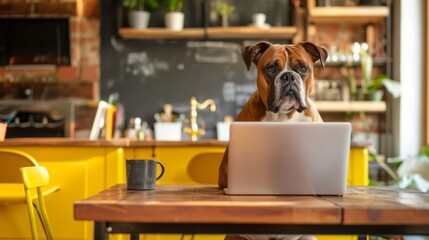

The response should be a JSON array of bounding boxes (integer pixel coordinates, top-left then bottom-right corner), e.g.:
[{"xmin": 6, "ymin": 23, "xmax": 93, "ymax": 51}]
[{"xmin": 226, "ymin": 122, "xmax": 351, "ymax": 195}]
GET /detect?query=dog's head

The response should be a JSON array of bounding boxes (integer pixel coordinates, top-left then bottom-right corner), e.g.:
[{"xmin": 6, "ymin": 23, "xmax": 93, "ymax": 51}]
[{"xmin": 241, "ymin": 41, "xmax": 327, "ymax": 114}]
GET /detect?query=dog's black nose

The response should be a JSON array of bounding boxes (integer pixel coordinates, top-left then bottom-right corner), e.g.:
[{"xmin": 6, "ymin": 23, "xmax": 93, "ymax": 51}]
[{"xmin": 280, "ymin": 72, "xmax": 296, "ymax": 84}]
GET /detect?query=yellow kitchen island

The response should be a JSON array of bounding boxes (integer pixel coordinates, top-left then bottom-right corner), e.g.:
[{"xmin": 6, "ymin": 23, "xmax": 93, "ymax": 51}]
[{"xmin": 0, "ymin": 139, "xmax": 368, "ymax": 240}]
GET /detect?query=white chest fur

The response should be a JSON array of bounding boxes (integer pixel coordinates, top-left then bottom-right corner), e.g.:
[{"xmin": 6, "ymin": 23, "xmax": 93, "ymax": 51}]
[{"xmin": 261, "ymin": 111, "xmax": 312, "ymax": 122}]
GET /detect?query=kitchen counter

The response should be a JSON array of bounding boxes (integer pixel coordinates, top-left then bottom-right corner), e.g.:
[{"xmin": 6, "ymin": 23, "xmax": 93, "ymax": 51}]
[
  {"xmin": 0, "ymin": 138, "xmax": 369, "ymax": 240},
  {"xmin": 0, "ymin": 138, "xmax": 226, "ymax": 147},
  {"xmin": 0, "ymin": 138, "xmax": 370, "ymax": 148}
]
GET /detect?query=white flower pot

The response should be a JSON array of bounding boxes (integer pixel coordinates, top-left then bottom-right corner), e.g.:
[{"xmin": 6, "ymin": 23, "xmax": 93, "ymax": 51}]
[
  {"xmin": 165, "ymin": 12, "xmax": 184, "ymax": 31},
  {"xmin": 128, "ymin": 10, "xmax": 150, "ymax": 29},
  {"xmin": 216, "ymin": 122, "xmax": 231, "ymax": 141},
  {"xmin": 154, "ymin": 122, "xmax": 182, "ymax": 141}
]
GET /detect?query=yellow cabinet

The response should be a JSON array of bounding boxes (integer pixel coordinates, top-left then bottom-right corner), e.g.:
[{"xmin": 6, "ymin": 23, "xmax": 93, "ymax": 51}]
[
  {"xmin": 153, "ymin": 145, "xmax": 368, "ymax": 186},
  {"xmin": 155, "ymin": 145, "xmax": 226, "ymax": 185},
  {"xmin": 0, "ymin": 146, "xmax": 126, "ymax": 240}
]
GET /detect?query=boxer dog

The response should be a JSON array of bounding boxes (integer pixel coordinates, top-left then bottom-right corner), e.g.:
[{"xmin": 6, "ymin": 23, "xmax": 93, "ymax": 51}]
[
  {"xmin": 218, "ymin": 41, "xmax": 327, "ymax": 240},
  {"xmin": 218, "ymin": 41, "xmax": 327, "ymax": 189}
]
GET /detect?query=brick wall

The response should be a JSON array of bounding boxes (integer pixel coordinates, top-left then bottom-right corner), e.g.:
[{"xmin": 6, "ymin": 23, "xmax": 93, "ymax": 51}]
[{"xmin": 0, "ymin": 0, "xmax": 100, "ymax": 100}]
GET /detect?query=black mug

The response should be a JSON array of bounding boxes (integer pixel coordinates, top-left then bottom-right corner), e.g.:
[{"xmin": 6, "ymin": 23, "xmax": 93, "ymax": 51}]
[{"xmin": 126, "ymin": 159, "xmax": 165, "ymax": 190}]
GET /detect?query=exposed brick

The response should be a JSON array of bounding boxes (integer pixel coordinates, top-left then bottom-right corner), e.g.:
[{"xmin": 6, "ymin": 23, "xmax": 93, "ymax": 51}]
[
  {"xmin": 57, "ymin": 66, "xmax": 79, "ymax": 81},
  {"xmin": 81, "ymin": 66, "xmax": 99, "ymax": 81},
  {"xmin": 0, "ymin": 0, "xmax": 27, "ymax": 3},
  {"xmin": 0, "ymin": 2, "xmax": 31, "ymax": 15},
  {"xmin": 80, "ymin": 18, "xmax": 99, "ymax": 32},
  {"xmin": 71, "ymin": 36, "xmax": 81, "ymax": 45},
  {"xmin": 80, "ymin": 36, "xmax": 100, "ymax": 44},
  {"xmin": 81, "ymin": 56, "xmax": 90, "ymax": 66},
  {"xmin": 71, "ymin": 47, "xmax": 80, "ymax": 66},
  {"xmin": 34, "ymin": 2, "xmax": 76, "ymax": 15},
  {"xmin": 3, "ymin": 68, "xmax": 56, "ymax": 83},
  {"xmin": 0, "ymin": 67, "xmax": 5, "ymax": 79},
  {"xmin": 91, "ymin": 81, "xmax": 99, "ymax": 101},
  {"xmin": 69, "ymin": 17, "xmax": 79, "ymax": 33},
  {"xmin": 5, "ymin": 68, "xmax": 56, "ymax": 78},
  {"xmin": 0, "ymin": 7, "xmax": 100, "ymax": 100},
  {"xmin": 82, "ymin": 0, "xmax": 99, "ymax": 19}
]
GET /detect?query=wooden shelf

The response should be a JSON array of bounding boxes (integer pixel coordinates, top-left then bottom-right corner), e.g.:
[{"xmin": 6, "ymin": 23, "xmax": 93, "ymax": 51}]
[
  {"xmin": 316, "ymin": 58, "xmax": 389, "ymax": 67},
  {"xmin": 207, "ymin": 26, "xmax": 298, "ymax": 39},
  {"xmin": 309, "ymin": 6, "xmax": 389, "ymax": 24},
  {"xmin": 119, "ymin": 26, "xmax": 298, "ymax": 40},
  {"xmin": 119, "ymin": 28, "xmax": 205, "ymax": 39},
  {"xmin": 314, "ymin": 101, "xmax": 386, "ymax": 112}
]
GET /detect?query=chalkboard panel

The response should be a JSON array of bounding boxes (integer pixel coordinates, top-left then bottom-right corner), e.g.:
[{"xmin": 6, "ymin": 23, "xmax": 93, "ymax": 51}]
[{"xmin": 101, "ymin": 0, "xmax": 293, "ymax": 139}]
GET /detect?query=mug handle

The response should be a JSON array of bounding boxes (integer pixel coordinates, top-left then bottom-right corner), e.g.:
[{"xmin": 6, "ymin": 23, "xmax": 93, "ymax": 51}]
[{"xmin": 156, "ymin": 162, "xmax": 165, "ymax": 181}]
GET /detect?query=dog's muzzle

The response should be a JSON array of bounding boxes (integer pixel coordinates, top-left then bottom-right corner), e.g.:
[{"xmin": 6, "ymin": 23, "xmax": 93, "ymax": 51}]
[{"xmin": 268, "ymin": 71, "xmax": 307, "ymax": 113}]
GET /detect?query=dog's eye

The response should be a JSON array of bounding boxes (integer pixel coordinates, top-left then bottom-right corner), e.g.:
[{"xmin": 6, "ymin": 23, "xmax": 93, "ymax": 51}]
[
  {"xmin": 297, "ymin": 64, "xmax": 308, "ymax": 74},
  {"xmin": 266, "ymin": 65, "xmax": 277, "ymax": 75}
]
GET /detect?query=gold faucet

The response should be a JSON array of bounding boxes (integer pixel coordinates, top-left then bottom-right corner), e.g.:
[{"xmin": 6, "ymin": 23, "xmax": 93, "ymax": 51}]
[{"xmin": 183, "ymin": 96, "xmax": 216, "ymax": 141}]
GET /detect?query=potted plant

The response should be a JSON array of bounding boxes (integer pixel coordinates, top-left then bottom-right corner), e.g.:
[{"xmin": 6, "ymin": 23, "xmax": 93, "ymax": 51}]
[
  {"xmin": 369, "ymin": 146, "xmax": 429, "ymax": 192},
  {"xmin": 122, "ymin": 0, "xmax": 159, "ymax": 29},
  {"xmin": 215, "ymin": 3, "xmax": 235, "ymax": 27},
  {"xmin": 365, "ymin": 74, "xmax": 401, "ymax": 101},
  {"xmin": 164, "ymin": 0, "xmax": 184, "ymax": 31},
  {"xmin": 359, "ymin": 43, "xmax": 401, "ymax": 101},
  {"xmin": 341, "ymin": 42, "xmax": 401, "ymax": 101}
]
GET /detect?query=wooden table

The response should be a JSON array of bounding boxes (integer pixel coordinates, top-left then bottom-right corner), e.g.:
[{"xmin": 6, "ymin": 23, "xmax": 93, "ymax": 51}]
[{"xmin": 74, "ymin": 185, "xmax": 429, "ymax": 240}]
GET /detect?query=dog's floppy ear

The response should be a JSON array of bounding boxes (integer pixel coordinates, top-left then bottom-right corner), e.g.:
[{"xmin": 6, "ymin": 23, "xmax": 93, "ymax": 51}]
[
  {"xmin": 241, "ymin": 41, "xmax": 272, "ymax": 71},
  {"xmin": 299, "ymin": 42, "xmax": 328, "ymax": 69}
]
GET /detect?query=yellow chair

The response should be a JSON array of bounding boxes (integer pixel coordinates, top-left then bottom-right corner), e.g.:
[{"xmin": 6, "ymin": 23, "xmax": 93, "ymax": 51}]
[
  {"xmin": 0, "ymin": 149, "xmax": 59, "ymax": 240},
  {"xmin": 20, "ymin": 166, "xmax": 56, "ymax": 240}
]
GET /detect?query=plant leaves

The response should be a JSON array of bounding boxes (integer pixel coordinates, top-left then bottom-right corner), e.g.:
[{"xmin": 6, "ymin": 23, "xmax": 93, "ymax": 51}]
[
  {"xmin": 361, "ymin": 53, "xmax": 373, "ymax": 86},
  {"xmin": 146, "ymin": 0, "xmax": 159, "ymax": 10},
  {"xmin": 395, "ymin": 174, "xmax": 429, "ymax": 192},
  {"xmin": 422, "ymin": 146, "xmax": 429, "ymax": 157},
  {"xmin": 382, "ymin": 78, "xmax": 401, "ymax": 98},
  {"xmin": 165, "ymin": 0, "xmax": 183, "ymax": 12},
  {"xmin": 123, "ymin": 0, "xmax": 159, "ymax": 10},
  {"xmin": 367, "ymin": 74, "xmax": 401, "ymax": 98}
]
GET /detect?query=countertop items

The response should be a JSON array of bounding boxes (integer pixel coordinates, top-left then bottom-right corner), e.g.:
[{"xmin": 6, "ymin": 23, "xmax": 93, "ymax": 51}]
[
  {"xmin": 154, "ymin": 103, "xmax": 185, "ymax": 123},
  {"xmin": 183, "ymin": 97, "xmax": 217, "ymax": 141},
  {"xmin": 153, "ymin": 103, "xmax": 185, "ymax": 141}
]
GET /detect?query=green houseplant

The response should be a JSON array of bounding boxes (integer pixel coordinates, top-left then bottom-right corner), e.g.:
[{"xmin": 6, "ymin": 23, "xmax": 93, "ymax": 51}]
[
  {"xmin": 164, "ymin": 0, "xmax": 184, "ymax": 31},
  {"xmin": 370, "ymin": 147, "xmax": 429, "ymax": 192},
  {"xmin": 359, "ymin": 43, "xmax": 401, "ymax": 101},
  {"xmin": 165, "ymin": 0, "xmax": 183, "ymax": 12},
  {"xmin": 215, "ymin": 3, "xmax": 235, "ymax": 27},
  {"xmin": 122, "ymin": 0, "xmax": 159, "ymax": 29},
  {"xmin": 341, "ymin": 43, "xmax": 401, "ymax": 101},
  {"xmin": 365, "ymin": 74, "xmax": 401, "ymax": 101}
]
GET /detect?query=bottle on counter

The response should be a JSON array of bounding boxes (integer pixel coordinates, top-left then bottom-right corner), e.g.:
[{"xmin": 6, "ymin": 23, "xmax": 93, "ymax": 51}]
[
  {"xmin": 124, "ymin": 117, "xmax": 139, "ymax": 140},
  {"xmin": 124, "ymin": 117, "xmax": 153, "ymax": 141}
]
